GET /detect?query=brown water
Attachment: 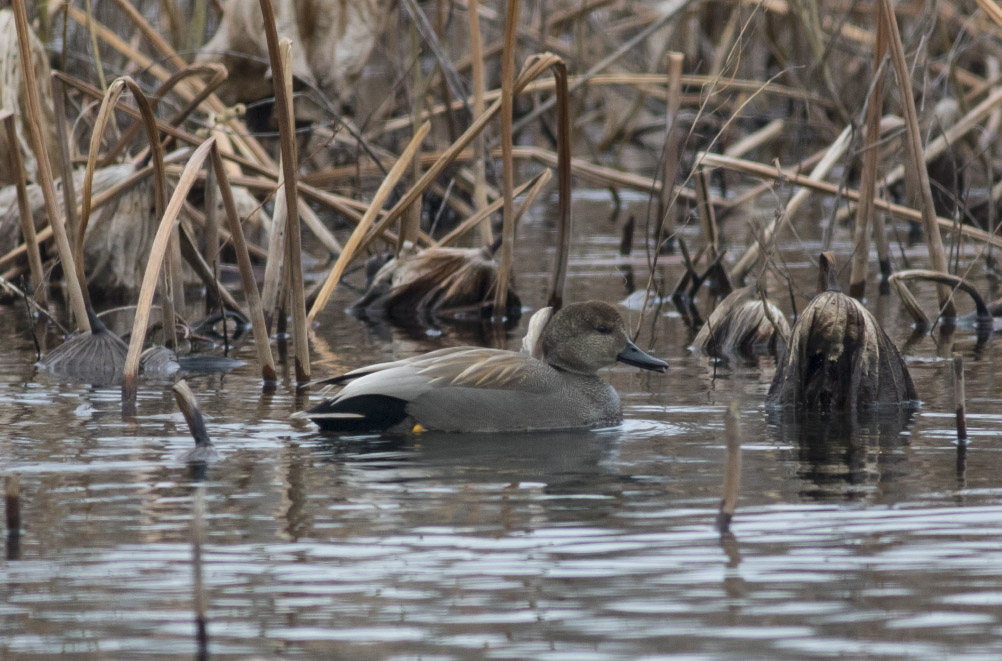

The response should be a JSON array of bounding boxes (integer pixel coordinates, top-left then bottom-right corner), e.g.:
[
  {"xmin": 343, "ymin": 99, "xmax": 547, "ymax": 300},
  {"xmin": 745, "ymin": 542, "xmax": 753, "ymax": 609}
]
[{"xmin": 4, "ymin": 190, "xmax": 1002, "ymax": 659}]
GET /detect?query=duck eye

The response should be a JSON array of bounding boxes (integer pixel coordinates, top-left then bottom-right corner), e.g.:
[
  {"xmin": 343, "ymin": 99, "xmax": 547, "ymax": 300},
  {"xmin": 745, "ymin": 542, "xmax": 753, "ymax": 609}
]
[{"xmin": 596, "ymin": 324, "xmax": 612, "ymax": 334}]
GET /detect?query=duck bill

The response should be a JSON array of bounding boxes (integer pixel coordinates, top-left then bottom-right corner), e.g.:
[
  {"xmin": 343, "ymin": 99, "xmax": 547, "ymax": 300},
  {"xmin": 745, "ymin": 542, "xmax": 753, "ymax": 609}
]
[{"xmin": 617, "ymin": 341, "xmax": 668, "ymax": 373}]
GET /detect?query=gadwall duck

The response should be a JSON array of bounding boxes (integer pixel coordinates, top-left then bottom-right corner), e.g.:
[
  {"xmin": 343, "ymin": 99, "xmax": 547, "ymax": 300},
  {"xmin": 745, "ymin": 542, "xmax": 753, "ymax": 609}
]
[{"xmin": 299, "ymin": 301, "xmax": 668, "ymax": 433}]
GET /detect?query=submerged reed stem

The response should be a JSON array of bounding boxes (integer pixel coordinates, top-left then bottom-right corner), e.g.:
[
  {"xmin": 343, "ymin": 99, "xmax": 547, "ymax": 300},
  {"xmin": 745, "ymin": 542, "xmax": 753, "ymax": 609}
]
[
  {"xmin": 953, "ymin": 354, "xmax": 967, "ymax": 444},
  {"xmin": 716, "ymin": 404, "xmax": 742, "ymax": 533}
]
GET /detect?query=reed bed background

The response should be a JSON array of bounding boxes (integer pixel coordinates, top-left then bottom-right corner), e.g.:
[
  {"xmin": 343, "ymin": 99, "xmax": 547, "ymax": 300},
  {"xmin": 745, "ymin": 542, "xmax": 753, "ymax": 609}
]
[{"xmin": 3, "ymin": 0, "xmax": 1002, "ymax": 400}]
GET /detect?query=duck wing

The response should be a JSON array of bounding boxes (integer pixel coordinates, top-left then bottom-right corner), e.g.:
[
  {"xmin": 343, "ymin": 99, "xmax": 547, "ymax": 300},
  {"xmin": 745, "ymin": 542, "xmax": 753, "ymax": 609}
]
[{"xmin": 302, "ymin": 348, "xmax": 553, "ymax": 432}]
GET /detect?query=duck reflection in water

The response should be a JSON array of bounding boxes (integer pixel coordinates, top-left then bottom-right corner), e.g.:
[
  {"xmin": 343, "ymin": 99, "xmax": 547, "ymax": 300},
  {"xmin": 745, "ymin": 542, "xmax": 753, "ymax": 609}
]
[{"xmin": 313, "ymin": 428, "xmax": 630, "ymax": 528}]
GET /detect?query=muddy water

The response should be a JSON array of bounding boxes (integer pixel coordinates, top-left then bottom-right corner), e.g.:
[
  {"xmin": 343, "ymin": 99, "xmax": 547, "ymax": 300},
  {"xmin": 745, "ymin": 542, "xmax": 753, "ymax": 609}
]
[{"xmin": 4, "ymin": 190, "xmax": 1002, "ymax": 659}]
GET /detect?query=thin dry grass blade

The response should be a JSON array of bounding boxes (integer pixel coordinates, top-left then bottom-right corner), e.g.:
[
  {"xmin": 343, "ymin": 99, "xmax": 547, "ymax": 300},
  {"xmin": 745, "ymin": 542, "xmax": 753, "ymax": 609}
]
[
  {"xmin": 122, "ymin": 139, "xmax": 215, "ymax": 404},
  {"xmin": 307, "ymin": 122, "xmax": 431, "ymax": 323}
]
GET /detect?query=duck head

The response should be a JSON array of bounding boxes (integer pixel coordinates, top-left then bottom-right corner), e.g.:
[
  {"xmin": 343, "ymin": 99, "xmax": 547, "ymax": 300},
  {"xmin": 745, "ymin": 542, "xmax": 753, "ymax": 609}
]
[{"xmin": 541, "ymin": 301, "xmax": 669, "ymax": 375}]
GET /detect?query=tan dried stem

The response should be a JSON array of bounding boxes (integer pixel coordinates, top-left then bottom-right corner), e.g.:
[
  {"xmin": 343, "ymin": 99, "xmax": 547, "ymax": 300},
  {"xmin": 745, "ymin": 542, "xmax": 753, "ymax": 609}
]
[
  {"xmin": 257, "ymin": 0, "xmax": 310, "ymax": 382},
  {"xmin": 101, "ymin": 63, "xmax": 228, "ymax": 167},
  {"xmin": 468, "ymin": 0, "xmax": 492, "ymax": 244},
  {"xmin": 122, "ymin": 139, "xmax": 215, "ymax": 404},
  {"xmin": 1, "ymin": 112, "xmax": 46, "ymax": 307},
  {"xmin": 849, "ymin": 17, "xmax": 888, "ymax": 299},
  {"xmin": 12, "ymin": 0, "xmax": 90, "ymax": 331},
  {"xmin": 209, "ymin": 145, "xmax": 277, "ymax": 382},
  {"xmin": 78, "ymin": 76, "xmax": 177, "ymax": 347},
  {"xmin": 878, "ymin": 0, "xmax": 954, "ymax": 316},
  {"xmin": 492, "ymin": 0, "xmax": 520, "ymax": 318}
]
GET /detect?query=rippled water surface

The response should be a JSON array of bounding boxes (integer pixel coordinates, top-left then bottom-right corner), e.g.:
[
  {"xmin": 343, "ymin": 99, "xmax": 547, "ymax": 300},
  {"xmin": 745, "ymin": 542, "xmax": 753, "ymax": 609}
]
[{"xmin": 4, "ymin": 190, "xmax": 1002, "ymax": 660}]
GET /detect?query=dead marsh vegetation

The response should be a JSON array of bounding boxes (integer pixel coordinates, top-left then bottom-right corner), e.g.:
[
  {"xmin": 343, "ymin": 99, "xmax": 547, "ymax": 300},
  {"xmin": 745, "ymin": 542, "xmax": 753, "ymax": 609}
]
[{"xmin": 0, "ymin": 0, "xmax": 1000, "ymax": 412}]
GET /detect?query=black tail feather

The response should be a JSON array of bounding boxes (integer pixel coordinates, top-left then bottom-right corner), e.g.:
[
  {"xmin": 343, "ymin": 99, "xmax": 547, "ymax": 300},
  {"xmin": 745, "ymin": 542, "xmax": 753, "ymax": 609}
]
[{"xmin": 306, "ymin": 394, "xmax": 410, "ymax": 432}]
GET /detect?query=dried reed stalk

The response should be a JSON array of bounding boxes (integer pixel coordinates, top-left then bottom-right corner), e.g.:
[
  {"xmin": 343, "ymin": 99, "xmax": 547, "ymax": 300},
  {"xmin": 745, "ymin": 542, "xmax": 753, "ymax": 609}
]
[
  {"xmin": 379, "ymin": 71, "xmax": 829, "ymax": 135},
  {"xmin": 12, "ymin": 0, "xmax": 89, "ymax": 331},
  {"xmin": 257, "ymin": 4, "xmax": 309, "ymax": 382},
  {"xmin": 725, "ymin": 118, "xmax": 784, "ymax": 158},
  {"xmin": 468, "ymin": 0, "xmax": 492, "ymax": 244},
  {"xmin": 259, "ymin": 43, "xmax": 293, "ymax": 326},
  {"xmin": 209, "ymin": 146, "xmax": 276, "ymax": 382},
  {"xmin": 203, "ymin": 155, "xmax": 218, "ymax": 314},
  {"xmin": 122, "ymin": 139, "xmax": 214, "ymax": 404},
  {"xmin": 888, "ymin": 269, "xmax": 991, "ymax": 323},
  {"xmin": 953, "ymin": 353, "xmax": 967, "ymax": 443},
  {"xmin": 307, "ymin": 122, "xmax": 431, "ymax": 323},
  {"xmin": 51, "ymin": 77, "xmax": 78, "ymax": 254},
  {"xmin": 695, "ymin": 167, "xmax": 719, "ymax": 261},
  {"xmin": 716, "ymin": 403, "xmax": 742, "ymax": 533},
  {"xmin": 879, "ymin": 0, "xmax": 954, "ymax": 316},
  {"xmin": 849, "ymin": 17, "xmax": 888, "ymax": 299},
  {"xmin": 657, "ymin": 52, "xmax": 685, "ymax": 253},
  {"xmin": 507, "ymin": 146, "xmax": 697, "ymax": 203},
  {"xmin": 545, "ymin": 58, "xmax": 572, "ymax": 310},
  {"xmin": 1, "ymin": 112, "xmax": 45, "ymax": 307},
  {"xmin": 79, "ymin": 77, "xmax": 177, "ymax": 346},
  {"xmin": 492, "ymin": 0, "xmax": 519, "ymax": 318},
  {"xmin": 103, "ymin": 63, "xmax": 228, "ymax": 166}
]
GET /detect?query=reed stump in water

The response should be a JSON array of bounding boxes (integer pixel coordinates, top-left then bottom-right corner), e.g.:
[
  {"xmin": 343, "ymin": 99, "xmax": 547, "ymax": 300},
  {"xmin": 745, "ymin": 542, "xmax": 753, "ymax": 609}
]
[{"xmin": 767, "ymin": 252, "xmax": 916, "ymax": 411}]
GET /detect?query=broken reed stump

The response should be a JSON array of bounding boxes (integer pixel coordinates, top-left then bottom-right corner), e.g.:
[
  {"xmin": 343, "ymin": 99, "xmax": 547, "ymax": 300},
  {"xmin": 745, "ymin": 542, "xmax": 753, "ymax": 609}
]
[
  {"xmin": 716, "ymin": 403, "xmax": 742, "ymax": 534},
  {"xmin": 767, "ymin": 252, "xmax": 916, "ymax": 412},
  {"xmin": 190, "ymin": 483, "xmax": 209, "ymax": 661},
  {"xmin": 692, "ymin": 286, "xmax": 790, "ymax": 360},
  {"xmin": 5, "ymin": 473, "xmax": 19, "ymax": 560},
  {"xmin": 173, "ymin": 380, "xmax": 219, "ymax": 463},
  {"xmin": 953, "ymin": 354, "xmax": 967, "ymax": 444}
]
